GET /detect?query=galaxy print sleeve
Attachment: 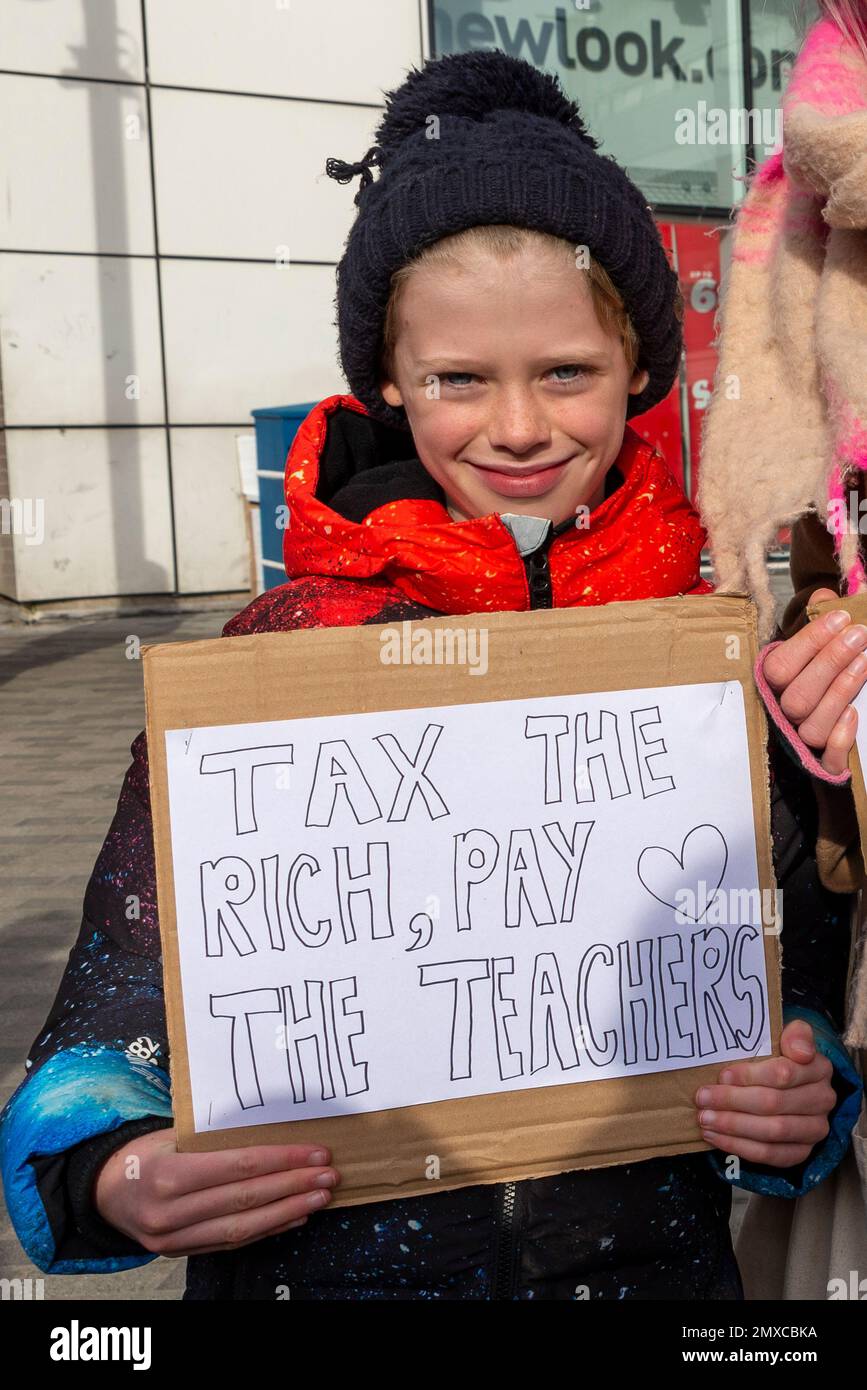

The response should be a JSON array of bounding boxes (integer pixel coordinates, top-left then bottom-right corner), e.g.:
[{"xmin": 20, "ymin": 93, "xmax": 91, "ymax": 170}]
[
  {"xmin": 706, "ymin": 728, "xmax": 863, "ymax": 1199},
  {"xmin": 0, "ymin": 732, "xmax": 174, "ymax": 1273}
]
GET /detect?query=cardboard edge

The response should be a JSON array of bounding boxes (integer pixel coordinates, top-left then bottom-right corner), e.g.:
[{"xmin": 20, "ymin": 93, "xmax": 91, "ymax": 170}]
[{"xmin": 142, "ymin": 648, "xmax": 191, "ymax": 1141}]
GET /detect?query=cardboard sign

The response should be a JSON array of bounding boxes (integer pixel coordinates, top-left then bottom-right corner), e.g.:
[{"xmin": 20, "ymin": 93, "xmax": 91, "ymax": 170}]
[
  {"xmin": 144, "ymin": 595, "xmax": 781, "ymax": 1207},
  {"xmin": 809, "ymin": 592, "xmax": 867, "ymax": 869}
]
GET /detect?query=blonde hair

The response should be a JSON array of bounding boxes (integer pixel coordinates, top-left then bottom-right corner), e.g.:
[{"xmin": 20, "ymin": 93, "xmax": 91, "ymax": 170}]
[
  {"xmin": 815, "ymin": 0, "xmax": 867, "ymax": 62},
  {"xmin": 379, "ymin": 224, "xmax": 667, "ymax": 384}
]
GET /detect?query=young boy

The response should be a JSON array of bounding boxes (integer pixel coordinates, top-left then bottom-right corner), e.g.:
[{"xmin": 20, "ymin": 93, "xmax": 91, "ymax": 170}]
[{"xmin": 1, "ymin": 50, "xmax": 862, "ymax": 1300}]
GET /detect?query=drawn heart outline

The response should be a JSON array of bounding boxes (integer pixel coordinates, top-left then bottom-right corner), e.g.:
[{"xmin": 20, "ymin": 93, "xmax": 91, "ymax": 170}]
[{"xmin": 636, "ymin": 823, "xmax": 729, "ymax": 923}]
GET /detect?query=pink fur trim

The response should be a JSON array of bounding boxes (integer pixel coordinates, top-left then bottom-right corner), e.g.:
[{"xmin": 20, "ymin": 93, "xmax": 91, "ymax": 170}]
[
  {"xmin": 734, "ymin": 245, "xmax": 777, "ymax": 265},
  {"xmin": 823, "ymin": 374, "xmax": 867, "ymax": 594},
  {"xmin": 754, "ymin": 642, "xmax": 852, "ymax": 783},
  {"xmin": 845, "ymin": 557, "xmax": 866, "ymax": 593},
  {"xmin": 753, "ymin": 151, "xmax": 786, "ymax": 187},
  {"xmin": 827, "ymin": 463, "xmax": 847, "ymax": 565},
  {"xmin": 825, "ymin": 377, "xmax": 867, "ymax": 464},
  {"xmin": 732, "ymin": 153, "xmax": 788, "ymax": 265},
  {"xmin": 786, "ymin": 17, "xmax": 867, "ymax": 117}
]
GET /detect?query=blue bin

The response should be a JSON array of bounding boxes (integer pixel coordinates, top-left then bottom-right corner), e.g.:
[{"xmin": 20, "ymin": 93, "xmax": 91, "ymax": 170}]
[{"xmin": 251, "ymin": 402, "xmax": 318, "ymax": 591}]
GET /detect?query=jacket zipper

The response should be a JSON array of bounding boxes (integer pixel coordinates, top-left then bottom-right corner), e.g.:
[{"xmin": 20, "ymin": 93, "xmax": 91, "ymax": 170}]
[
  {"xmin": 491, "ymin": 1181, "xmax": 519, "ymax": 1300},
  {"xmin": 520, "ymin": 515, "xmax": 575, "ymax": 611},
  {"xmin": 523, "ymin": 544, "xmax": 553, "ymax": 609}
]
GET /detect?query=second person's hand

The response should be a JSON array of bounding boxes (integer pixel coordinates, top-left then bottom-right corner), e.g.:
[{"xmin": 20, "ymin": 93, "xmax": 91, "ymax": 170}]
[{"xmin": 761, "ymin": 587, "xmax": 867, "ymax": 775}]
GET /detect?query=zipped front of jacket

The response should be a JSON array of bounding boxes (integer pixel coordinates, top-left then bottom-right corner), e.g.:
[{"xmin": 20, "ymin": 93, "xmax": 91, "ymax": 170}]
[
  {"xmin": 491, "ymin": 1181, "xmax": 520, "ymax": 1299},
  {"xmin": 519, "ymin": 513, "xmax": 579, "ymax": 611},
  {"xmin": 523, "ymin": 543, "xmax": 554, "ymax": 609}
]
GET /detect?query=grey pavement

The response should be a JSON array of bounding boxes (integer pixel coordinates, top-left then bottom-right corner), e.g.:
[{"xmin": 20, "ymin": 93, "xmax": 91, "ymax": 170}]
[
  {"xmin": 0, "ymin": 605, "xmax": 237, "ymax": 1300},
  {"xmin": 0, "ymin": 572, "xmax": 794, "ymax": 1299}
]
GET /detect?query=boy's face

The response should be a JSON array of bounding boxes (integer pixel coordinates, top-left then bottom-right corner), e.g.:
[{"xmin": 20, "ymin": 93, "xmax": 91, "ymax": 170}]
[{"xmin": 380, "ymin": 241, "xmax": 650, "ymax": 526}]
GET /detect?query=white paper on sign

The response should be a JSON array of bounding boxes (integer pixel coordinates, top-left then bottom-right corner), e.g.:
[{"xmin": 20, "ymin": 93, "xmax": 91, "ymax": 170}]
[
  {"xmin": 854, "ymin": 684, "xmax": 867, "ymax": 783},
  {"xmin": 164, "ymin": 680, "xmax": 772, "ymax": 1134}
]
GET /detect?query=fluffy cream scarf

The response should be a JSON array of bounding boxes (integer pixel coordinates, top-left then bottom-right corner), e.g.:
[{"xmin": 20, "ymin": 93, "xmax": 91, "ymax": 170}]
[{"xmin": 698, "ymin": 15, "xmax": 867, "ymax": 640}]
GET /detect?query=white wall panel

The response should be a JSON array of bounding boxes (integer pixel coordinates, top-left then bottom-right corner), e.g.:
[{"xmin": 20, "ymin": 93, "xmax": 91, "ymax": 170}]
[
  {"xmin": 151, "ymin": 87, "xmax": 378, "ymax": 262},
  {"xmin": 170, "ymin": 427, "xmax": 251, "ymax": 594},
  {"xmin": 6, "ymin": 427, "xmax": 174, "ymax": 600},
  {"xmin": 160, "ymin": 259, "xmax": 343, "ymax": 424},
  {"xmin": 0, "ymin": 0, "xmax": 145, "ymax": 83},
  {"xmin": 145, "ymin": 0, "xmax": 422, "ymax": 105},
  {"xmin": 0, "ymin": 74, "xmax": 154, "ymax": 254},
  {"xmin": 0, "ymin": 254, "xmax": 164, "ymax": 425}
]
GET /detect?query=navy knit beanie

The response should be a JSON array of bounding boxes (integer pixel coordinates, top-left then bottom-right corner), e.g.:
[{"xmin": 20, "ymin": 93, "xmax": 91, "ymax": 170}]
[{"xmin": 325, "ymin": 49, "xmax": 682, "ymax": 429}]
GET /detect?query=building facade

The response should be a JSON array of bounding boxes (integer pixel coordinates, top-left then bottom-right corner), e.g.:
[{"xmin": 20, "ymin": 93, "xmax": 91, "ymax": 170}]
[{"xmin": 0, "ymin": 0, "xmax": 817, "ymax": 609}]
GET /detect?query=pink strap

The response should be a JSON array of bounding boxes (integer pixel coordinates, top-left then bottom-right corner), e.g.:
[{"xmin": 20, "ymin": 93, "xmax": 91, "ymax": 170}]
[{"xmin": 754, "ymin": 642, "xmax": 851, "ymax": 784}]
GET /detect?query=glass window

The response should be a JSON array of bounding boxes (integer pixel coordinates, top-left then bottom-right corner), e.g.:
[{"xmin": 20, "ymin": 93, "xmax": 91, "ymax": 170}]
[
  {"xmin": 749, "ymin": 0, "xmax": 821, "ymax": 104},
  {"xmin": 430, "ymin": 0, "xmax": 820, "ymax": 211}
]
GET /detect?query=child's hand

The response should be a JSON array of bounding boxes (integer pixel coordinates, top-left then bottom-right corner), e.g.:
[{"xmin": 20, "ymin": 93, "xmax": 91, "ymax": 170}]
[
  {"xmin": 94, "ymin": 1127, "xmax": 340, "ymax": 1256},
  {"xmin": 762, "ymin": 588, "xmax": 867, "ymax": 775},
  {"xmin": 694, "ymin": 1020, "xmax": 836, "ymax": 1168}
]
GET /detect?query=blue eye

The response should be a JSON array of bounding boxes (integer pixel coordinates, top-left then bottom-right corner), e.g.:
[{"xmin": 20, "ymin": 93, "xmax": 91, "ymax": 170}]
[
  {"xmin": 550, "ymin": 365, "xmax": 587, "ymax": 382},
  {"xmin": 443, "ymin": 372, "xmax": 475, "ymax": 388}
]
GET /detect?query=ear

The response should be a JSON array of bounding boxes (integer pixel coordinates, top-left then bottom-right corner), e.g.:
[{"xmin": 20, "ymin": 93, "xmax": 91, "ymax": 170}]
[
  {"xmin": 380, "ymin": 377, "xmax": 404, "ymax": 408},
  {"xmin": 628, "ymin": 367, "xmax": 650, "ymax": 396}
]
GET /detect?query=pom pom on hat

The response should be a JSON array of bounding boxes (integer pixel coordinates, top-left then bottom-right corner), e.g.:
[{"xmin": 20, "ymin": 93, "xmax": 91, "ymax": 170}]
[{"xmin": 374, "ymin": 50, "xmax": 600, "ymax": 156}]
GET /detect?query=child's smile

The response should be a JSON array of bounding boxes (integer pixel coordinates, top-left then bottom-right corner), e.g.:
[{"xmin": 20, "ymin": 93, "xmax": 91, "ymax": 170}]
[
  {"xmin": 380, "ymin": 237, "xmax": 649, "ymax": 526},
  {"xmin": 457, "ymin": 448, "xmax": 577, "ymax": 501}
]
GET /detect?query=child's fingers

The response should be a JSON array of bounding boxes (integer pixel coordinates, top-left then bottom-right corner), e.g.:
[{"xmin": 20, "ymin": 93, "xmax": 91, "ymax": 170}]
[
  {"xmin": 701, "ymin": 1131, "xmax": 816, "ymax": 1168},
  {"xmin": 157, "ymin": 1143, "xmax": 332, "ymax": 1198},
  {"xmin": 820, "ymin": 705, "xmax": 858, "ymax": 776},
  {"xmin": 141, "ymin": 1186, "xmax": 334, "ymax": 1257},
  {"xmin": 779, "ymin": 1016, "xmax": 816, "ymax": 1061},
  {"xmin": 809, "ymin": 588, "xmax": 848, "ymax": 604},
  {"xmin": 698, "ymin": 1109, "xmax": 830, "ymax": 1146},
  {"xmin": 704, "ymin": 1051, "xmax": 833, "ymax": 1091},
  {"xmin": 770, "ymin": 625, "xmax": 867, "ymax": 724},
  {"xmin": 696, "ymin": 1077, "xmax": 836, "ymax": 1117},
  {"xmin": 142, "ymin": 1164, "xmax": 340, "ymax": 1236},
  {"xmin": 174, "ymin": 1217, "xmax": 310, "ymax": 1258},
  {"xmin": 761, "ymin": 606, "xmax": 857, "ymax": 693}
]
